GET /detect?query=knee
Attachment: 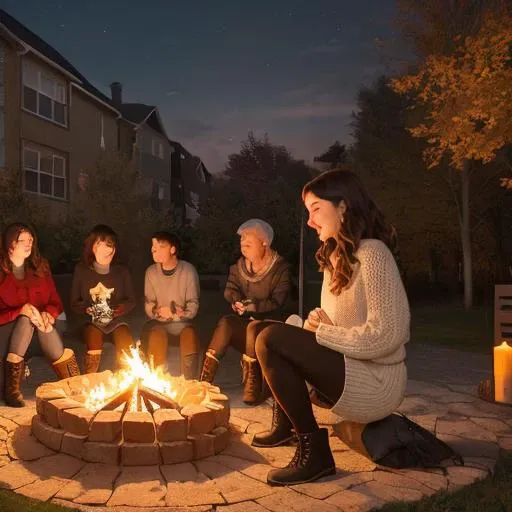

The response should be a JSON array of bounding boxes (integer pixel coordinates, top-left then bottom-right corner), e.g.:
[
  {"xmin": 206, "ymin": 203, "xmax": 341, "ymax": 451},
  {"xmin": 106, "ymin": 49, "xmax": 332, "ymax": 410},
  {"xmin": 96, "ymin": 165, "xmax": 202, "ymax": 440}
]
[
  {"xmin": 16, "ymin": 315, "xmax": 32, "ymax": 328},
  {"xmin": 255, "ymin": 324, "xmax": 281, "ymax": 358},
  {"xmin": 246, "ymin": 319, "xmax": 264, "ymax": 341}
]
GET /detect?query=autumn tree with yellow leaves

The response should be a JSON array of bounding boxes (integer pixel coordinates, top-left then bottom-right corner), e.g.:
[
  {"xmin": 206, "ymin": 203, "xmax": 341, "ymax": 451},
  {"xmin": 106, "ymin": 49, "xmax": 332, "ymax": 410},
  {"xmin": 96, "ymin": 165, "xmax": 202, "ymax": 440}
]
[{"xmin": 391, "ymin": 10, "xmax": 512, "ymax": 308}]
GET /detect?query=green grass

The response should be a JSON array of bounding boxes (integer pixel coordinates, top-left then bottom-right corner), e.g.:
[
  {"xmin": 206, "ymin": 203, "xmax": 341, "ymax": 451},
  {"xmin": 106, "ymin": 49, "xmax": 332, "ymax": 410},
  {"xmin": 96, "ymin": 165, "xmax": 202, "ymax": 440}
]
[
  {"xmin": 410, "ymin": 302, "xmax": 494, "ymax": 353},
  {"xmin": 375, "ymin": 450, "xmax": 512, "ymax": 512},
  {"xmin": 0, "ymin": 491, "xmax": 74, "ymax": 512}
]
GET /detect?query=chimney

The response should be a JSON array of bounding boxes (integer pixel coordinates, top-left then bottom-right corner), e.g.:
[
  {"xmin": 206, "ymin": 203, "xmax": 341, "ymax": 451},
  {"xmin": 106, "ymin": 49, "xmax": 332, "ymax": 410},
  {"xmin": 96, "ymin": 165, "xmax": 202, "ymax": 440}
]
[{"xmin": 110, "ymin": 82, "xmax": 123, "ymax": 106}]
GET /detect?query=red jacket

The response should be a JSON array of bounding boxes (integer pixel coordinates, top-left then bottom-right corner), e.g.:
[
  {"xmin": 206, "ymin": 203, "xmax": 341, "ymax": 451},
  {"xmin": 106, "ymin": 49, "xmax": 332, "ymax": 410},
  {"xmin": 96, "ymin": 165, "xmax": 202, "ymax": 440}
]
[{"xmin": 0, "ymin": 270, "xmax": 64, "ymax": 325}]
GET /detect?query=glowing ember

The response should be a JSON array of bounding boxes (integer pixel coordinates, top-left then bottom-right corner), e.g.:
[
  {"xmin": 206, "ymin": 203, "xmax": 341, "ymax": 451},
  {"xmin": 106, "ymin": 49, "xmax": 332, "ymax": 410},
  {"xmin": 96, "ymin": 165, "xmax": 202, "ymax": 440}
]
[{"xmin": 84, "ymin": 343, "xmax": 220, "ymax": 412}]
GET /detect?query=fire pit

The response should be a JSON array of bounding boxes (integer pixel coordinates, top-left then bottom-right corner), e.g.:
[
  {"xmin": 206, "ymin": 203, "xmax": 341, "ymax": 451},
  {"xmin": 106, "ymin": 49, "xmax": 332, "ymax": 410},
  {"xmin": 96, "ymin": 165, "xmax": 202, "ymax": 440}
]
[{"xmin": 32, "ymin": 345, "xmax": 230, "ymax": 466}]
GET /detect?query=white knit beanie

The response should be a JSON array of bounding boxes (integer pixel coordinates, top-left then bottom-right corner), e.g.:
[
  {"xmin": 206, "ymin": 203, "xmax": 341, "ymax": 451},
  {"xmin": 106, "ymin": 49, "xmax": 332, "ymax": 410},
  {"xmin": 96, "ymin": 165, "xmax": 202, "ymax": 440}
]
[{"xmin": 237, "ymin": 218, "xmax": 274, "ymax": 246}]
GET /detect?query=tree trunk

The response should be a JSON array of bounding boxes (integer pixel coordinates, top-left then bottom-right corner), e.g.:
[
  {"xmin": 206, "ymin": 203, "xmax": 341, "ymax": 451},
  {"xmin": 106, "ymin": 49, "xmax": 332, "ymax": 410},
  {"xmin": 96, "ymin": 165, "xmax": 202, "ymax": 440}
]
[{"xmin": 461, "ymin": 161, "xmax": 473, "ymax": 309}]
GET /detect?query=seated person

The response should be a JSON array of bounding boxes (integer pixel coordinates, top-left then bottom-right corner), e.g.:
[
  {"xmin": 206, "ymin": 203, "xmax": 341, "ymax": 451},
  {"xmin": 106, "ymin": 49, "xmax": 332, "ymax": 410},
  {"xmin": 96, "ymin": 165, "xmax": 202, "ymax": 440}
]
[
  {"xmin": 200, "ymin": 218, "xmax": 292, "ymax": 405},
  {"xmin": 70, "ymin": 225, "xmax": 136, "ymax": 373},
  {"xmin": 251, "ymin": 170, "xmax": 409, "ymax": 486},
  {"xmin": 0, "ymin": 223, "xmax": 80, "ymax": 407},
  {"xmin": 142, "ymin": 231, "xmax": 200, "ymax": 380}
]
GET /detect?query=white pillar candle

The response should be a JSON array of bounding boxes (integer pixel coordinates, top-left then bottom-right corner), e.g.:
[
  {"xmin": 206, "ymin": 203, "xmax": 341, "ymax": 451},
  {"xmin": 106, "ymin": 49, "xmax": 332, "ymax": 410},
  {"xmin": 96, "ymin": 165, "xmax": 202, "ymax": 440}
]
[{"xmin": 494, "ymin": 341, "xmax": 512, "ymax": 404}]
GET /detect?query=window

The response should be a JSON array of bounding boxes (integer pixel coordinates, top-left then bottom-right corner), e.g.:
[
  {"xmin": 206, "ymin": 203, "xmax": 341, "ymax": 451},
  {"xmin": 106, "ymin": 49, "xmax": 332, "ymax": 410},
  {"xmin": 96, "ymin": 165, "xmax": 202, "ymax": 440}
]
[
  {"xmin": 158, "ymin": 143, "xmax": 164, "ymax": 159},
  {"xmin": 23, "ymin": 143, "xmax": 67, "ymax": 199},
  {"xmin": 22, "ymin": 60, "xmax": 68, "ymax": 126}
]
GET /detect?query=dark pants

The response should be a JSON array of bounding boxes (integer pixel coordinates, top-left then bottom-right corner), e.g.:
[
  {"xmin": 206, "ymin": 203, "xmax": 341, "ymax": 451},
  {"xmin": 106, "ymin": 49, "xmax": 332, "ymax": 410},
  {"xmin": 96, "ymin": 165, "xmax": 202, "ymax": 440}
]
[
  {"xmin": 255, "ymin": 322, "xmax": 346, "ymax": 434},
  {"xmin": 207, "ymin": 314, "xmax": 274, "ymax": 358}
]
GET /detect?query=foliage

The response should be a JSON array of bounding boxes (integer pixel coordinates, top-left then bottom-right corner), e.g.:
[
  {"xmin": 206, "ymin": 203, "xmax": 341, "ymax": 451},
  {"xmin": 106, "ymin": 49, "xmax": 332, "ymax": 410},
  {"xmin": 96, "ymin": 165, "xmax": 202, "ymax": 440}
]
[
  {"xmin": 191, "ymin": 134, "xmax": 317, "ymax": 276},
  {"xmin": 0, "ymin": 167, "xmax": 48, "ymax": 232},
  {"xmin": 313, "ymin": 141, "xmax": 348, "ymax": 169},
  {"xmin": 391, "ymin": 12, "xmax": 512, "ymax": 172}
]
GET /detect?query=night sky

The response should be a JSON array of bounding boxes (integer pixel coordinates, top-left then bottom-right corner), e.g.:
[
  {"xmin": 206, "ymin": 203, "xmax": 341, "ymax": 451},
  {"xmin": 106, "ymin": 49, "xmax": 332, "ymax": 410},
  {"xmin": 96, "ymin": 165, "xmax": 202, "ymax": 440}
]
[{"xmin": 1, "ymin": 0, "xmax": 397, "ymax": 172}]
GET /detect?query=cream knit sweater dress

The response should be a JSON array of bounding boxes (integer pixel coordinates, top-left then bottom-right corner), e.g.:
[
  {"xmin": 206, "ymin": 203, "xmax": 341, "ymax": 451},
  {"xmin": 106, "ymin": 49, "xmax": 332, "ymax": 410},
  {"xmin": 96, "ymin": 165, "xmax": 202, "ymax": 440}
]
[{"xmin": 316, "ymin": 239, "xmax": 410, "ymax": 423}]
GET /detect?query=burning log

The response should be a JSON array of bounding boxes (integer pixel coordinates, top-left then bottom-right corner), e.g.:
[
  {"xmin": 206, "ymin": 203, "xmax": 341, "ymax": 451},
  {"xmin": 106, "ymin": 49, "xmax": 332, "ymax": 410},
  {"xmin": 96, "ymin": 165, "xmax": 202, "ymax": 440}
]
[
  {"xmin": 139, "ymin": 385, "xmax": 179, "ymax": 410},
  {"xmin": 100, "ymin": 387, "xmax": 133, "ymax": 411}
]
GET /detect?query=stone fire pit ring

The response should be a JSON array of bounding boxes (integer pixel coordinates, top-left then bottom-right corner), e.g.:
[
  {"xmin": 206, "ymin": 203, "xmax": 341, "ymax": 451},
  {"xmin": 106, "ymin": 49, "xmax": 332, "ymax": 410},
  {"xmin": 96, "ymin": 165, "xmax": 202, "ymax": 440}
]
[{"xmin": 32, "ymin": 371, "xmax": 231, "ymax": 466}]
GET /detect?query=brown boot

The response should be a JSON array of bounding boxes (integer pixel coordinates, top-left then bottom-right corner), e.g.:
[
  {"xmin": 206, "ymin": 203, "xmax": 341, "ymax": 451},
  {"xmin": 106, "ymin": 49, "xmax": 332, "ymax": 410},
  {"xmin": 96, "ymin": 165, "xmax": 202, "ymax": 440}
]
[
  {"xmin": 52, "ymin": 348, "xmax": 81, "ymax": 379},
  {"xmin": 200, "ymin": 349, "xmax": 219, "ymax": 383},
  {"xmin": 4, "ymin": 359, "xmax": 25, "ymax": 407},
  {"xmin": 84, "ymin": 350, "xmax": 102, "ymax": 374},
  {"xmin": 182, "ymin": 353, "xmax": 200, "ymax": 380},
  {"xmin": 242, "ymin": 354, "xmax": 270, "ymax": 405}
]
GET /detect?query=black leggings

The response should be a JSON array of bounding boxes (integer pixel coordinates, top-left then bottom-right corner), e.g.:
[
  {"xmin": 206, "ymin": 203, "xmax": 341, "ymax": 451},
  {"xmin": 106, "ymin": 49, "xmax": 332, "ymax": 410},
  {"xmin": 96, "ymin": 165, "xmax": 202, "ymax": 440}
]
[
  {"xmin": 207, "ymin": 315, "xmax": 272, "ymax": 358},
  {"xmin": 255, "ymin": 321, "xmax": 345, "ymax": 434}
]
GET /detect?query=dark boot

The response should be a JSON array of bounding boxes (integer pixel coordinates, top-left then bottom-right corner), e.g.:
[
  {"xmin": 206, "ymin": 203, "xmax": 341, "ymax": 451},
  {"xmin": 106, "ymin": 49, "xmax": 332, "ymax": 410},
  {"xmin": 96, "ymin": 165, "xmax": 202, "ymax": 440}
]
[
  {"xmin": 252, "ymin": 400, "xmax": 296, "ymax": 447},
  {"xmin": 182, "ymin": 353, "xmax": 200, "ymax": 380},
  {"xmin": 52, "ymin": 348, "xmax": 81, "ymax": 379},
  {"xmin": 241, "ymin": 354, "xmax": 271, "ymax": 405},
  {"xmin": 200, "ymin": 349, "xmax": 219, "ymax": 383},
  {"xmin": 84, "ymin": 350, "xmax": 102, "ymax": 374},
  {"xmin": 267, "ymin": 428, "xmax": 336, "ymax": 486},
  {"xmin": 4, "ymin": 360, "xmax": 25, "ymax": 407}
]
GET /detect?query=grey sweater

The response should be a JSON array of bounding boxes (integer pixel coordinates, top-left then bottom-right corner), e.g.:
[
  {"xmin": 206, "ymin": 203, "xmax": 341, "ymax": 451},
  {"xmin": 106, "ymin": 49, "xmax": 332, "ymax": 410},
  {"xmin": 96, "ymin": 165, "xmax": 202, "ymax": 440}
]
[{"xmin": 144, "ymin": 261, "xmax": 200, "ymax": 321}]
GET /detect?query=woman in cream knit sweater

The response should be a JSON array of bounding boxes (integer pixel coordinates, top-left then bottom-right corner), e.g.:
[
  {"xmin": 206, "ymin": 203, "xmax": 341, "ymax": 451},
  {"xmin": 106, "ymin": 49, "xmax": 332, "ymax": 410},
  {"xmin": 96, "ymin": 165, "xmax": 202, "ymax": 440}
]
[{"xmin": 251, "ymin": 170, "xmax": 410, "ymax": 487}]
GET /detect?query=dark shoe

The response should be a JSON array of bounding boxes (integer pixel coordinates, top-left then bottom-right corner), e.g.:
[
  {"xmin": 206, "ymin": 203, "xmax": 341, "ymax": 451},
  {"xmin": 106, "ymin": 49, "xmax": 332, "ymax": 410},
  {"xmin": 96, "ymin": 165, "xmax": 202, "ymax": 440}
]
[
  {"xmin": 4, "ymin": 360, "xmax": 25, "ymax": 407},
  {"xmin": 52, "ymin": 349, "xmax": 81, "ymax": 379},
  {"xmin": 84, "ymin": 350, "xmax": 102, "ymax": 374},
  {"xmin": 182, "ymin": 353, "xmax": 200, "ymax": 380},
  {"xmin": 200, "ymin": 350, "xmax": 219, "ymax": 383},
  {"xmin": 241, "ymin": 354, "xmax": 271, "ymax": 405},
  {"xmin": 267, "ymin": 428, "xmax": 336, "ymax": 486},
  {"xmin": 252, "ymin": 400, "xmax": 296, "ymax": 447}
]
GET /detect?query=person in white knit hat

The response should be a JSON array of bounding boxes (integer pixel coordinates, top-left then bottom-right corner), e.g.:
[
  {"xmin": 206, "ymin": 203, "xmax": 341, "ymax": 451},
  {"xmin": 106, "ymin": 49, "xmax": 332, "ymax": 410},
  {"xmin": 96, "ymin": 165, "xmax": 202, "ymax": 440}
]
[
  {"xmin": 199, "ymin": 218, "xmax": 292, "ymax": 405},
  {"xmin": 251, "ymin": 170, "xmax": 410, "ymax": 487}
]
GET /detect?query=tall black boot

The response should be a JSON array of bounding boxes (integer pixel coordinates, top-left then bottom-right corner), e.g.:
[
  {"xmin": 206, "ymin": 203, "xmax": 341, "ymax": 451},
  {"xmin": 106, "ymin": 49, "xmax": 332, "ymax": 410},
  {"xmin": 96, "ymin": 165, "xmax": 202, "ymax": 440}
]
[
  {"xmin": 267, "ymin": 428, "xmax": 336, "ymax": 486},
  {"xmin": 252, "ymin": 399, "xmax": 296, "ymax": 447}
]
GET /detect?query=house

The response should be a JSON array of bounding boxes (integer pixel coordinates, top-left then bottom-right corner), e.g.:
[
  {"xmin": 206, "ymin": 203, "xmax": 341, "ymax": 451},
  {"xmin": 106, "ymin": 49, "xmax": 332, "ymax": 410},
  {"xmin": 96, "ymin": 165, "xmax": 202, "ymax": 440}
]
[
  {"xmin": 169, "ymin": 139, "xmax": 211, "ymax": 224},
  {"xmin": 0, "ymin": 9, "xmax": 209, "ymax": 223},
  {"xmin": 109, "ymin": 82, "xmax": 172, "ymax": 210},
  {"xmin": 0, "ymin": 9, "xmax": 120, "ymax": 216}
]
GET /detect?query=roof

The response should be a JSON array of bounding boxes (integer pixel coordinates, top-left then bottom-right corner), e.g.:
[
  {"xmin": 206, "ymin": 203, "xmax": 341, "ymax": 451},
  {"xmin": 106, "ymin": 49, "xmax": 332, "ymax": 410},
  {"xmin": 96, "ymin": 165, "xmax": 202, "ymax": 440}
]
[
  {"xmin": 0, "ymin": 9, "xmax": 119, "ymax": 114},
  {"xmin": 120, "ymin": 103, "xmax": 155, "ymax": 125}
]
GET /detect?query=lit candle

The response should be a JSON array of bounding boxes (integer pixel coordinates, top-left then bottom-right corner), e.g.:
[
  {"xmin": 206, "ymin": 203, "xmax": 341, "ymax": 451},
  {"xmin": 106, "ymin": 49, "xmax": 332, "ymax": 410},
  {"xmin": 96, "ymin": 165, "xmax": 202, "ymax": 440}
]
[{"xmin": 494, "ymin": 341, "xmax": 512, "ymax": 404}]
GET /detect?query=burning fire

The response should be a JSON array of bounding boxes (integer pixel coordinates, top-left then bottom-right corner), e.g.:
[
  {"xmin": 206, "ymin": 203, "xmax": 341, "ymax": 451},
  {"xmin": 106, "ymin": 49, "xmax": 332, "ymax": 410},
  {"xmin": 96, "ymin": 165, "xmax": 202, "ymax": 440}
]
[{"xmin": 84, "ymin": 343, "xmax": 220, "ymax": 413}]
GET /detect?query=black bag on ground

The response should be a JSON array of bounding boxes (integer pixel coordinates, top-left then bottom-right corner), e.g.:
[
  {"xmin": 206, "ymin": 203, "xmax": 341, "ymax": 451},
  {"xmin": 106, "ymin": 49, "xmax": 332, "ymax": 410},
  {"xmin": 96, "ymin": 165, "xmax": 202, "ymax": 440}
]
[{"xmin": 362, "ymin": 413, "xmax": 464, "ymax": 470}]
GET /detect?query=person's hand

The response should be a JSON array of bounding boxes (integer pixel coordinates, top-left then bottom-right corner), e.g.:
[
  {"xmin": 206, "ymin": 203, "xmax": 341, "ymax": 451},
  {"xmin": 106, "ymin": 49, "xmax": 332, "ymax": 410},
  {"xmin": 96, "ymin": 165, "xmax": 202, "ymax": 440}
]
[
  {"xmin": 20, "ymin": 303, "xmax": 35, "ymax": 319},
  {"xmin": 232, "ymin": 301, "xmax": 246, "ymax": 316},
  {"xmin": 113, "ymin": 305, "xmax": 125, "ymax": 317},
  {"xmin": 305, "ymin": 308, "xmax": 333, "ymax": 332},
  {"xmin": 40, "ymin": 311, "xmax": 55, "ymax": 333},
  {"xmin": 156, "ymin": 306, "xmax": 173, "ymax": 321},
  {"xmin": 174, "ymin": 304, "xmax": 185, "ymax": 320},
  {"xmin": 245, "ymin": 302, "xmax": 256, "ymax": 312}
]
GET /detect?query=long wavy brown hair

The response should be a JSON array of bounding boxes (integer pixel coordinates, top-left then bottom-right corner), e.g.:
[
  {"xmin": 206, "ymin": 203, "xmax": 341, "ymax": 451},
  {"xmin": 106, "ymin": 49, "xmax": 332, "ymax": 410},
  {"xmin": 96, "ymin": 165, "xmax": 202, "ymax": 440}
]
[
  {"xmin": 0, "ymin": 223, "xmax": 49, "ymax": 278},
  {"xmin": 82, "ymin": 224, "xmax": 118, "ymax": 267},
  {"xmin": 302, "ymin": 170, "xmax": 398, "ymax": 295}
]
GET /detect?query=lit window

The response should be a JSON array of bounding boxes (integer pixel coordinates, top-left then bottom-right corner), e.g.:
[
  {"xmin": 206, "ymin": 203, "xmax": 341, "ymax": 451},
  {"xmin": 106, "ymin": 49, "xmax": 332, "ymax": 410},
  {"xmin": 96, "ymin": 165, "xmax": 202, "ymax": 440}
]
[{"xmin": 22, "ymin": 60, "xmax": 68, "ymax": 126}]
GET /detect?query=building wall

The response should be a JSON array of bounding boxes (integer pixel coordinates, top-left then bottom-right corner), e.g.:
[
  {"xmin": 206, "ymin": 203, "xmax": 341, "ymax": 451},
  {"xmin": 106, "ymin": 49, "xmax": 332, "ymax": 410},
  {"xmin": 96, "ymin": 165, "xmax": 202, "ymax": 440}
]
[
  {"xmin": 1, "ymin": 43, "xmax": 119, "ymax": 214},
  {"xmin": 134, "ymin": 124, "xmax": 171, "ymax": 203}
]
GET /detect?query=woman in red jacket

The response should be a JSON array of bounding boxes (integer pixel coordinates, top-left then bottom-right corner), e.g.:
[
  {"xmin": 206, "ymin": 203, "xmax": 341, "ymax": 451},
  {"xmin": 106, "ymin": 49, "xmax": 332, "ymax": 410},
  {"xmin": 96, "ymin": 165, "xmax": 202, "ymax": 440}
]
[{"xmin": 0, "ymin": 223, "xmax": 80, "ymax": 407}]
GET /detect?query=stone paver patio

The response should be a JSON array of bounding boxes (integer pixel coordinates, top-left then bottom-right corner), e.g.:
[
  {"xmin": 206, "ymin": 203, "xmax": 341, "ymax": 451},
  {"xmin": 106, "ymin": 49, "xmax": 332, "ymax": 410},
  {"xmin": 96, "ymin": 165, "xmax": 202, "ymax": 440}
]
[{"xmin": 0, "ymin": 342, "xmax": 511, "ymax": 511}]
